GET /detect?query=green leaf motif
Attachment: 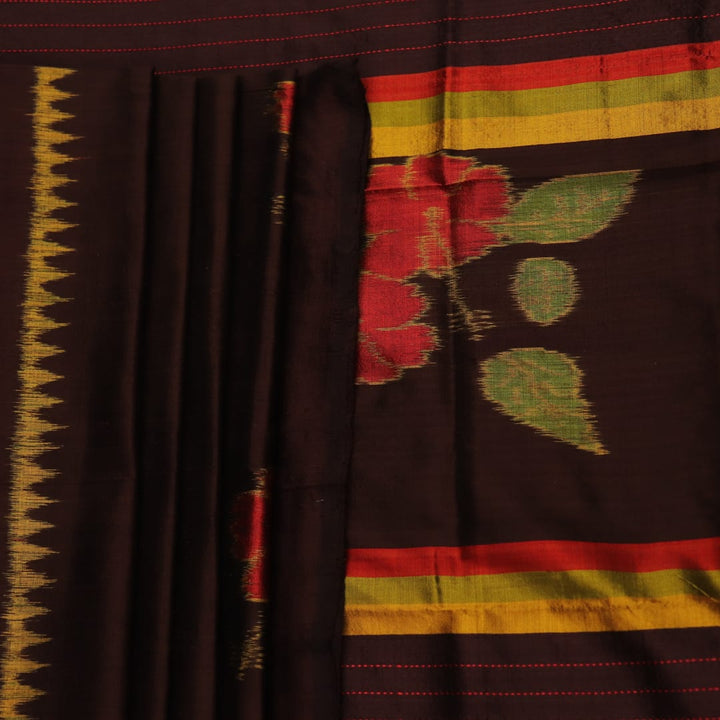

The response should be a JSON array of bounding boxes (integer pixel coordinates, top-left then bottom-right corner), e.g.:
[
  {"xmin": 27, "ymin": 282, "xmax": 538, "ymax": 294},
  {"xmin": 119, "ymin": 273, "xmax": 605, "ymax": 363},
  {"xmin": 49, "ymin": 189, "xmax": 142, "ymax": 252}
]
[
  {"xmin": 512, "ymin": 257, "xmax": 578, "ymax": 326},
  {"xmin": 479, "ymin": 348, "xmax": 607, "ymax": 455},
  {"xmin": 497, "ymin": 170, "xmax": 638, "ymax": 244}
]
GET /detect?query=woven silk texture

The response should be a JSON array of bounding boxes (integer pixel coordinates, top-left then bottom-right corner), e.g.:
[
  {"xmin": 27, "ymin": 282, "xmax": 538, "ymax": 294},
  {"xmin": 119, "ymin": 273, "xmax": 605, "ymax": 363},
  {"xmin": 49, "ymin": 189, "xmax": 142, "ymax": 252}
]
[{"xmin": 0, "ymin": 1, "xmax": 719, "ymax": 720}]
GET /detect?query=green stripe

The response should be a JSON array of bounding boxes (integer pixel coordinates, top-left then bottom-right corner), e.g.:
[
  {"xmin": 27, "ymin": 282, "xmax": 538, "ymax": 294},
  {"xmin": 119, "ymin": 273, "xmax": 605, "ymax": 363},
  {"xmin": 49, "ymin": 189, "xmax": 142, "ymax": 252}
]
[
  {"xmin": 345, "ymin": 569, "xmax": 720, "ymax": 605},
  {"xmin": 369, "ymin": 67, "xmax": 720, "ymax": 126}
]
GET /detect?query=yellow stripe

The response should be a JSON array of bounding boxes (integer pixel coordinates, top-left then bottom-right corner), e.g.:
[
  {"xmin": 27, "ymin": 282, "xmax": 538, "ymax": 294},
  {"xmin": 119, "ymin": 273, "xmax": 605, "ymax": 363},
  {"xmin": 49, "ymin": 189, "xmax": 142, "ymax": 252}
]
[
  {"xmin": 370, "ymin": 95, "xmax": 720, "ymax": 156},
  {"xmin": 0, "ymin": 66, "xmax": 77, "ymax": 719},
  {"xmin": 345, "ymin": 569, "xmax": 720, "ymax": 605},
  {"xmin": 345, "ymin": 595, "xmax": 720, "ymax": 635}
]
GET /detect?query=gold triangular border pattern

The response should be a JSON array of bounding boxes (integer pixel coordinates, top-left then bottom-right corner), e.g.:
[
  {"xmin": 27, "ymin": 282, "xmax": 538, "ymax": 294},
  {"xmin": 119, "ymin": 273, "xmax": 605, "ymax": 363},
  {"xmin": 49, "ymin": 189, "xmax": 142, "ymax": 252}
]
[{"xmin": 0, "ymin": 66, "xmax": 78, "ymax": 719}]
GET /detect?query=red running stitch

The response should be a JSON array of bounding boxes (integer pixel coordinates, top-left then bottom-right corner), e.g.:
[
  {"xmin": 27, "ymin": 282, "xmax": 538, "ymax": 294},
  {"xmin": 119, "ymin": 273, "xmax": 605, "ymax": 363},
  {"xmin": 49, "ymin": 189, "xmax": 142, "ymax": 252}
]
[
  {"xmin": 0, "ymin": 0, "xmax": 415, "ymax": 25},
  {"xmin": 343, "ymin": 657, "xmax": 720, "ymax": 669},
  {"xmin": 0, "ymin": 0, "xmax": 626, "ymax": 28},
  {"xmin": 0, "ymin": 0, "xmax": 155, "ymax": 4},
  {"xmin": 155, "ymin": 12, "xmax": 720, "ymax": 74},
  {"xmin": 155, "ymin": 44, "xmax": 444, "ymax": 74},
  {"xmin": 4, "ymin": 11, "xmax": 719, "ymax": 54},
  {"xmin": 0, "ymin": 19, "xmax": 441, "ymax": 51},
  {"xmin": 343, "ymin": 686, "xmax": 720, "ymax": 696}
]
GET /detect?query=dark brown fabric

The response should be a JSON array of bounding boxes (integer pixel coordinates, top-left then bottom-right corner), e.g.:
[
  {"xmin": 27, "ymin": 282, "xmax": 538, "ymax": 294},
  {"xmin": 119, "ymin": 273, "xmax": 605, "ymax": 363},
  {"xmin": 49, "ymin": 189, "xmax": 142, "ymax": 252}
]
[
  {"xmin": 343, "ymin": 628, "xmax": 720, "ymax": 719},
  {"xmin": 0, "ymin": 62, "xmax": 368, "ymax": 719},
  {"xmin": 269, "ymin": 65, "xmax": 369, "ymax": 720},
  {"xmin": 349, "ymin": 135, "xmax": 720, "ymax": 548},
  {"xmin": 0, "ymin": 1, "xmax": 718, "ymax": 79},
  {"xmin": 1, "ymin": 2, "xmax": 720, "ymax": 720}
]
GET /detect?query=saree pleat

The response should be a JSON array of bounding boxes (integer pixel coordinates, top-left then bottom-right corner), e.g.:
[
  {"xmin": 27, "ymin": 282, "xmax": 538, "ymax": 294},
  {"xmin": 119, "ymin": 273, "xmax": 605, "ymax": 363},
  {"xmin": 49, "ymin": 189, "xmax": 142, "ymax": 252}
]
[
  {"xmin": 128, "ymin": 74, "xmax": 195, "ymax": 720},
  {"xmin": 268, "ymin": 66, "xmax": 369, "ymax": 720},
  {"xmin": 0, "ymin": 63, "xmax": 369, "ymax": 719},
  {"xmin": 164, "ymin": 75, "xmax": 233, "ymax": 719}
]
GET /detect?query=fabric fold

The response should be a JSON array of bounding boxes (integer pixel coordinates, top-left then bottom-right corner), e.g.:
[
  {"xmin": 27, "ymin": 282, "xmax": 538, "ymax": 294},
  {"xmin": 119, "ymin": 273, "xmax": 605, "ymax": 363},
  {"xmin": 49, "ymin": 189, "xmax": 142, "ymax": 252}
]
[
  {"xmin": 268, "ymin": 65, "xmax": 369, "ymax": 720},
  {"xmin": 0, "ymin": 62, "xmax": 370, "ymax": 720}
]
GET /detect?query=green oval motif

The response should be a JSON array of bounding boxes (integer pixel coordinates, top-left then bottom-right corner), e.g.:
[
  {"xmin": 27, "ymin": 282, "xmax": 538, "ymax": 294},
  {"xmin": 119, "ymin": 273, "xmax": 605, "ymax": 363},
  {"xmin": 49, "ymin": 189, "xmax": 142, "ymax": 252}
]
[{"xmin": 512, "ymin": 257, "xmax": 578, "ymax": 326}]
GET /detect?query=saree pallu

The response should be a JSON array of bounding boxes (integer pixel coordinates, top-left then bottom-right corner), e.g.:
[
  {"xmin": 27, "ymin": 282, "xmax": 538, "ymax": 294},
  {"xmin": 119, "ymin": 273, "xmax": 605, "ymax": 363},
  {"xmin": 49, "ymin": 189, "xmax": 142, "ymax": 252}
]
[{"xmin": 0, "ymin": 1, "xmax": 720, "ymax": 719}]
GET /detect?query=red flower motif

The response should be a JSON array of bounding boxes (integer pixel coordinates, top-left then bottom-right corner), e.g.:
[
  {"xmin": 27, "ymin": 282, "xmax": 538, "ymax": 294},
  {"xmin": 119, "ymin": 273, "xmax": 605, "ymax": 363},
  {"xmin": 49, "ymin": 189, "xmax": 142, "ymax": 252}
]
[
  {"xmin": 274, "ymin": 80, "xmax": 295, "ymax": 135},
  {"xmin": 364, "ymin": 153, "xmax": 510, "ymax": 280},
  {"xmin": 230, "ymin": 470, "xmax": 268, "ymax": 602},
  {"xmin": 357, "ymin": 273, "xmax": 437, "ymax": 384}
]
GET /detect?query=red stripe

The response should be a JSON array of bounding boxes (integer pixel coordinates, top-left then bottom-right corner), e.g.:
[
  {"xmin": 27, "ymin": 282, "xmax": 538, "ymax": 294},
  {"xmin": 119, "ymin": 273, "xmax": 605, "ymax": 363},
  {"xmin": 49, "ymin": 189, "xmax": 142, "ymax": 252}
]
[
  {"xmin": 364, "ymin": 39, "xmax": 720, "ymax": 100},
  {"xmin": 345, "ymin": 537, "xmax": 720, "ymax": 577}
]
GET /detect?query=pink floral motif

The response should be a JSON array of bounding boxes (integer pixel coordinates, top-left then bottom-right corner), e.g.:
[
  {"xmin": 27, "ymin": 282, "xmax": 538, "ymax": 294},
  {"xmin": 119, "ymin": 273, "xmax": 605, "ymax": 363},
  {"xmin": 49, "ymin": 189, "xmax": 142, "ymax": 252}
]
[
  {"xmin": 364, "ymin": 153, "xmax": 510, "ymax": 280},
  {"xmin": 357, "ymin": 273, "xmax": 437, "ymax": 385},
  {"xmin": 357, "ymin": 153, "xmax": 510, "ymax": 384}
]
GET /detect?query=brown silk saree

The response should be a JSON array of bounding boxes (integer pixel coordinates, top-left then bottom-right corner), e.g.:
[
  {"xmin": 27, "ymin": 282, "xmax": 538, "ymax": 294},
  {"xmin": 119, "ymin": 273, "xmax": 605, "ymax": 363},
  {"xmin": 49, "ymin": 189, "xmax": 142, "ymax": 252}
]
[{"xmin": 0, "ymin": 1, "xmax": 719, "ymax": 719}]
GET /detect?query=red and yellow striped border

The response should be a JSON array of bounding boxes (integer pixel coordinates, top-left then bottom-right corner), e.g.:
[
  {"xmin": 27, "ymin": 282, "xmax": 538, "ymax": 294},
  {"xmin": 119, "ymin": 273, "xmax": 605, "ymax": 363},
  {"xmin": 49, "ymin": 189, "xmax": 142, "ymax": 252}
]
[
  {"xmin": 345, "ymin": 538, "xmax": 720, "ymax": 635},
  {"xmin": 364, "ymin": 40, "xmax": 720, "ymax": 156}
]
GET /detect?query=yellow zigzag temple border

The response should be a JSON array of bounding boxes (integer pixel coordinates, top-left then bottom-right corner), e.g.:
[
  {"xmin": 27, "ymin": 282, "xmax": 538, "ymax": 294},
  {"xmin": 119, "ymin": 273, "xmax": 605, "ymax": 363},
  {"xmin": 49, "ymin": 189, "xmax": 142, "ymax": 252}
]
[{"xmin": 0, "ymin": 66, "xmax": 77, "ymax": 719}]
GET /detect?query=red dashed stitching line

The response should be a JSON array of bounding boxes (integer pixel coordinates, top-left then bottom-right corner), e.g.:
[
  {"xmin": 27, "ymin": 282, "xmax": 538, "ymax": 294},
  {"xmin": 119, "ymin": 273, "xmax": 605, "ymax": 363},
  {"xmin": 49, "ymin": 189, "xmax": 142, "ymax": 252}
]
[
  {"xmin": 0, "ymin": 20, "xmax": 446, "ymax": 51},
  {"xmin": 450, "ymin": 13, "xmax": 720, "ymax": 43},
  {"xmin": 155, "ymin": 45, "xmax": 444, "ymax": 74},
  {"xmin": 0, "ymin": 0, "xmax": 415, "ymax": 26},
  {"xmin": 155, "ymin": 12, "xmax": 720, "ymax": 74},
  {"xmin": 427, "ymin": 0, "xmax": 630, "ymax": 21},
  {"xmin": 344, "ymin": 687, "xmax": 720, "ymax": 696},
  {"xmin": 0, "ymin": 0, "xmax": 155, "ymax": 4},
  {"xmin": 343, "ymin": 657, "xmax": 720, "ymax": 669},
  {"xmin": 0, "ymin": 0, "xmax": 627, "ymax": 28},
  {"xmin": 5, "ymin": 11, "xmax": 719, "ymax": 54}
]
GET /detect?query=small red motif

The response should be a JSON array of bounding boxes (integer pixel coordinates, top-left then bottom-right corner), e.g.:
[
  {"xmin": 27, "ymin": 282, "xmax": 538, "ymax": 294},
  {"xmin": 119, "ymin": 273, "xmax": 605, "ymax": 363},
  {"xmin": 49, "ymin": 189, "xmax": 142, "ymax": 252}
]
[
  {"xmin": 230, "ymin": 470, "xmax": 268, "ymax": 602},
  {"xmin": 364, "ymin": 153, "xmax": 510, "ymax": 280},
  {"xmin": 275, "ymin": 81, "xmax": 295, "ymax": 135}
]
